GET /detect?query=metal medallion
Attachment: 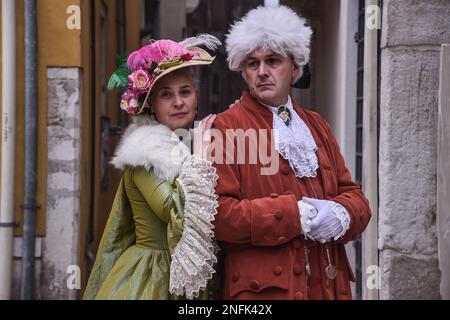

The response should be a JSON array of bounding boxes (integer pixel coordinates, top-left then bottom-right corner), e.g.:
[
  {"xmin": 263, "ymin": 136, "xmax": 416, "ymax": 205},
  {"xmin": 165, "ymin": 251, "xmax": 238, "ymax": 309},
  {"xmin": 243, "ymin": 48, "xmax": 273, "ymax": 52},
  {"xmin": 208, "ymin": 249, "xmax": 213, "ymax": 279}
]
[{"xmin": 325, "ymin": 264, "xmax": 337, "ymax": 280}]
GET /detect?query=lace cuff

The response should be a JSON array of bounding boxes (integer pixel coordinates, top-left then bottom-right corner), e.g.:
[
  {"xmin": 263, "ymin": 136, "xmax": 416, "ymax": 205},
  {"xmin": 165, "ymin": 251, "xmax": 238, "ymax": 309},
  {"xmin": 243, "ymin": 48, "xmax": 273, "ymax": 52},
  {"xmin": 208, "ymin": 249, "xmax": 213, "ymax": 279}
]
[
  {"xmin": 331, "ymin": 201, "xmax": 351, "ymax": 240},
  {"xmin": 170, "ymin": 154, "xmax": 219, "ymax": 299},
  {"xmin": 299, "ymin": 201, "xmax": 318, "ymax": 240}
]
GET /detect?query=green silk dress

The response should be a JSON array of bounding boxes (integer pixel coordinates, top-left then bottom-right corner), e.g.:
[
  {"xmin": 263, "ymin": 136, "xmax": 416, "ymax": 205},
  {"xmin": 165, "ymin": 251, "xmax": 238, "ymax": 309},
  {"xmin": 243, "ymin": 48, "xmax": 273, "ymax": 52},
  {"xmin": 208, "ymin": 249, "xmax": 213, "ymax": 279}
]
[
  {"xmin": 83, "ymin": 117, "xmax": 218, "ymax": 300},
  {"xmin": 85, "ymin": 167, "xmax": 185, "ymax": 299}
]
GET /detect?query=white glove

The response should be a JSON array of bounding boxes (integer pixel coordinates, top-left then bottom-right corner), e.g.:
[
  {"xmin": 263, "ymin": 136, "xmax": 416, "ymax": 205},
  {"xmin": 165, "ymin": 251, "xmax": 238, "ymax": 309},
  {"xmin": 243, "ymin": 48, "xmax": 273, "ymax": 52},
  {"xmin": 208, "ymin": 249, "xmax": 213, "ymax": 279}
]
[
  {"xmin": 301, "ymin": 197, "xmax": 344, "ymax": 243},
  {"xmin": 298, "ymin": 200, "xmax": 318, "ymax": 239}
]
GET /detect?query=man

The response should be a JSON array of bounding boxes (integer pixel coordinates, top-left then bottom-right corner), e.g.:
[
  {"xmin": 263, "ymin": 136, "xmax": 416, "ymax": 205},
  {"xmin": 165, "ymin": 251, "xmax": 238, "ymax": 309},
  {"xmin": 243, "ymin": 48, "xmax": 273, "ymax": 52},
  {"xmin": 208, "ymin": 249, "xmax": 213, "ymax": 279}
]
[{"xmin": 212, "ymin": 4, "xmax": 371, "ymax": 300}]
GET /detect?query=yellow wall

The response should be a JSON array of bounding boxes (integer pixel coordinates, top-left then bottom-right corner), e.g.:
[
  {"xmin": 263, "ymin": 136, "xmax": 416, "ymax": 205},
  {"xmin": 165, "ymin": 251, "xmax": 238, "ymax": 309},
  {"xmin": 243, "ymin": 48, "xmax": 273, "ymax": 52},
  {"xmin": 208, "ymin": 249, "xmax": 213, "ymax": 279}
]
[
  {"xmin": 39, "ymin": 0, "xmax": 82, "ymax": 67},
  {"xmin": 126, "ymin": 0, "xmax": 142, "ymax": 51},
  {"xmin": 13, "ymin": 0, "xmax": 26, "ymax": 236},
  {"xmin": 0, "ymin": 3, "xmax": 2, "ymax": 177},
  {"xmin": 1, "ymin": 0, "xmax": 140, "ymax": 242},
  {"xmin": 13, "ymin": 0, "xmax": 83, "ymax": 236},
  {"xmin": 1, "ymin": 0, "xmax": 141, "ymax": 294}
]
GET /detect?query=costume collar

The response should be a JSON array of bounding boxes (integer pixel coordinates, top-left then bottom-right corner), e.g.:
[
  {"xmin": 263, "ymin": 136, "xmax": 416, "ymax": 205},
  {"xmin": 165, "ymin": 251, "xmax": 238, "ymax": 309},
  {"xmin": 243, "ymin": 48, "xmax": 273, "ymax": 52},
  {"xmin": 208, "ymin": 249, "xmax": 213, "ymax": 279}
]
[
  {"xmin": 240, "ymin": 89, "xmax": 325, "ymax": 149},
  {"xmin": 241, "ymin": 91, "xmax": 318, "ymax": 178},
  {"xmin": 257, "ymin": 95, "xmax": 294, "ymax": 114},
  {"xmin": 110, "ymin": 115, "xmax": 191, "ymax": 181}
]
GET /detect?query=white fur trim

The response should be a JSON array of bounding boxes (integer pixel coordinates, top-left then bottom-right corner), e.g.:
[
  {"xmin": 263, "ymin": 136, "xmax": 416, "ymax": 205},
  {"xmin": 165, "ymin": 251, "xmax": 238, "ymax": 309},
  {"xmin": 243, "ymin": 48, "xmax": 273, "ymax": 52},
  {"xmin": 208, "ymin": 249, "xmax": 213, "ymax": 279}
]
[
  {"xmin": 225, "ymin": 5, "xmax": 312, "ymax": 82},
  {"xmin": 110, "ymin": 115, "xmax": 191, "ymax": 181}
]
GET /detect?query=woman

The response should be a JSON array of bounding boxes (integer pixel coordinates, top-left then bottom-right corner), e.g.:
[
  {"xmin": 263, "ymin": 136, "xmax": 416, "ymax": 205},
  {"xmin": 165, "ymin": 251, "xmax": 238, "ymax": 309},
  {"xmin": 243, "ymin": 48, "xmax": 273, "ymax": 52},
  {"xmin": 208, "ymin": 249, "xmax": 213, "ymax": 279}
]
[{"xmin": 83, "ymin": 34, "xmax": 221, "ymax": 300}]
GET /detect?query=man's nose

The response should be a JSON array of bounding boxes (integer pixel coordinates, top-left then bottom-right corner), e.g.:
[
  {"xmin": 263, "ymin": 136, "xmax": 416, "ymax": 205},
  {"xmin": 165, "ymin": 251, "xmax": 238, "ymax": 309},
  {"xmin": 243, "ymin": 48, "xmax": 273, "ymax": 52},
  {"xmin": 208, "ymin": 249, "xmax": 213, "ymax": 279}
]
[{"xmin": 257, "ymin": 62, "xmax": 268, "ymax": 76}]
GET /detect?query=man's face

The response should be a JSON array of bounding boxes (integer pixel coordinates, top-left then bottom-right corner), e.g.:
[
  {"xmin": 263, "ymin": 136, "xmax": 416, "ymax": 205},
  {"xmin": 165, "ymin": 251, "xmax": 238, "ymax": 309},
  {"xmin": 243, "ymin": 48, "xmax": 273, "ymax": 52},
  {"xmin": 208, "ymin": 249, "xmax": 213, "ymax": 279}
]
[{"xmin": 243, "ymin": 48, "xmax": 300, "ymax": 106}]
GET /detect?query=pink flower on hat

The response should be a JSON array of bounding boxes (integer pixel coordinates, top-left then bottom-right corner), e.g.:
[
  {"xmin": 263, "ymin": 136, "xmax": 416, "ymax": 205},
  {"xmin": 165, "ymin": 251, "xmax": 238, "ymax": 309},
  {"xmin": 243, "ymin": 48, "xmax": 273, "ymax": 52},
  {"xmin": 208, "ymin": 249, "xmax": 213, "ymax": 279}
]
[
  {"xmin": 128, "ymin": 70, "xmax": 152, "ymax": 94},
  {"xmin": 120, "ymin": 90, "xmax": 141, "ymax": 115},
  {"xmin": 181, "ymin": 53, "xmax": 194, "ymax": 61},
  {"xmin": 153, "ymin": 67, "xmax": 162, "ymax": 76}
]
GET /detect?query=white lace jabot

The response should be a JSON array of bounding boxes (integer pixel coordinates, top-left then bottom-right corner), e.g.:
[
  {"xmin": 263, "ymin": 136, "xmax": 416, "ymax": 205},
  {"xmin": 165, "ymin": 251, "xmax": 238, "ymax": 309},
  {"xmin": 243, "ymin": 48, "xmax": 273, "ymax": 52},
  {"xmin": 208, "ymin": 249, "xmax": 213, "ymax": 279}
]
[{"xmin": 262, "ymin": 96, "xmax": 319, "ymax": 178}]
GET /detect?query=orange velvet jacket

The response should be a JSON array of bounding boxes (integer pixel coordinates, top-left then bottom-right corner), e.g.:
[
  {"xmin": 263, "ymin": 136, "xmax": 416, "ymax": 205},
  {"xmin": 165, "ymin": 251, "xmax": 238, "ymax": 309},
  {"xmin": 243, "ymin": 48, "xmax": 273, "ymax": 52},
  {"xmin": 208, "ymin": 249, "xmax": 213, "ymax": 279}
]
[{"xmin": 212, "ymin": 92, "xmax": 371, "ymax": 300}]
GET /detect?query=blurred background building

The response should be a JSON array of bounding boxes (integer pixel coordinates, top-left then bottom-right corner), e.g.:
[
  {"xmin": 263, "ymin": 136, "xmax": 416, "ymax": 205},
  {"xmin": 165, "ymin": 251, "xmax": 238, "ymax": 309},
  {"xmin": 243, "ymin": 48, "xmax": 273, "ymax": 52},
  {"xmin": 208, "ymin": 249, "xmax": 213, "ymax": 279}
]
[{"xmin": 0, "ymin": 0, "xmax": 449, "ymax": 300}]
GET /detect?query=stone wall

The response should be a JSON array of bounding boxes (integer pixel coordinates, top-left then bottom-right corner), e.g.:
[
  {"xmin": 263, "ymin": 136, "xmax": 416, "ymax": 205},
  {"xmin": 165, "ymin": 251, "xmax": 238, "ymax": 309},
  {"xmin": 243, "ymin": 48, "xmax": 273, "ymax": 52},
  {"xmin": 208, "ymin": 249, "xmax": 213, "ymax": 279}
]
[
  {"xmin": 42, "ymin": 68, "xmax": 82, "ymax": 299},
  {"xmin": 11, "ymin": 68, "xmax": 82, "ymax": 299},
  {"xmin": 379, "ymin": 0, "xmax": 450, "ymax": 299},
  {"xmin": 437, "ymin": 44, "xmax": 450, "ymax": 300}
]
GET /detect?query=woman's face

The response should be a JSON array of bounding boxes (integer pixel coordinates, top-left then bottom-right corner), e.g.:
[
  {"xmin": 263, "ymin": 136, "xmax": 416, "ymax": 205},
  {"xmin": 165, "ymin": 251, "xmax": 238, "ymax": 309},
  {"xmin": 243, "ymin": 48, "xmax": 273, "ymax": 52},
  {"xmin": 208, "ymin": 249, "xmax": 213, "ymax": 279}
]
[{"xmin": 149, "ymin": 70, "xmax": 197, "ymax": 131}]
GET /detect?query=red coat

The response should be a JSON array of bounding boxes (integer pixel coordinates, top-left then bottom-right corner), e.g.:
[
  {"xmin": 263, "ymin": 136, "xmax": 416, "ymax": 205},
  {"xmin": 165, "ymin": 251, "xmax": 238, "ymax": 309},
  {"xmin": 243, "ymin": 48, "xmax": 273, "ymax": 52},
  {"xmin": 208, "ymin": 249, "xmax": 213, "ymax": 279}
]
[{"xmin": 212, "ymin": 92, "xmax": 371, "ymax": 300}]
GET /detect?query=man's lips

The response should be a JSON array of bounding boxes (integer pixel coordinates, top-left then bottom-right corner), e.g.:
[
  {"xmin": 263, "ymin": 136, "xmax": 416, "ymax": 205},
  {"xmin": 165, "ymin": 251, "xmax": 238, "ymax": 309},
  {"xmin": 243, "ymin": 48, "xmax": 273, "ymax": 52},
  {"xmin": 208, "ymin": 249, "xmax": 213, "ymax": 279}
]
[{"xmin": 257, "ymin": 83, "xmax": 274, "ymax": 88}]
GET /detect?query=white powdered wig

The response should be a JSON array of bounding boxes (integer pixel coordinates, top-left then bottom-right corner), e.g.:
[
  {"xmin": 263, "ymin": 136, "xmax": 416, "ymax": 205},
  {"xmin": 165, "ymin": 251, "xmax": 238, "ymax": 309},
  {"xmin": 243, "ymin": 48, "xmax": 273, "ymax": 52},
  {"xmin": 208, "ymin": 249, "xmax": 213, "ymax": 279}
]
[{"xmin": 225, "ymin": 5, "xmax": 312, "ymax": 81}]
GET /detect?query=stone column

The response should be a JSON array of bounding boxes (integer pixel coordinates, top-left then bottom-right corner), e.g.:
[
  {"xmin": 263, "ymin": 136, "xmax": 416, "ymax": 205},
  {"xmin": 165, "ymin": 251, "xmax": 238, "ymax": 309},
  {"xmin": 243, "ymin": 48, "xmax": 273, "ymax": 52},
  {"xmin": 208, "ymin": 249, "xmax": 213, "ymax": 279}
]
[
  {"xmin": 42, "ymin": 68, "xmax": 82, "ymax": 299},
  {"xmin": 379, "ymin": 0, "xmax": 450, "ymax": 299},
  {"xmin": 437, "ymin": 44, "xmax": 450, "ymax": 300},
  {"xmin": 362, "ymin": 0, "xmax": 380, "ymax": 301}
]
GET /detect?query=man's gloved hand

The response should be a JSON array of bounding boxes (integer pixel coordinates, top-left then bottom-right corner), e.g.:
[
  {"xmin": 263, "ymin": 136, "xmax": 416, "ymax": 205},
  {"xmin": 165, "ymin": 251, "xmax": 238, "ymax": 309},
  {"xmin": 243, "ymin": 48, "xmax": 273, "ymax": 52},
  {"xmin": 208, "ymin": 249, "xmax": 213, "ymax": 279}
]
[
  {"xmin": 298, "ymin": 200, "xmax": 318, "ymax": 238},
  {"xmin": 302, "ymin": 197, "xmax": 343, "ymax": 243}
]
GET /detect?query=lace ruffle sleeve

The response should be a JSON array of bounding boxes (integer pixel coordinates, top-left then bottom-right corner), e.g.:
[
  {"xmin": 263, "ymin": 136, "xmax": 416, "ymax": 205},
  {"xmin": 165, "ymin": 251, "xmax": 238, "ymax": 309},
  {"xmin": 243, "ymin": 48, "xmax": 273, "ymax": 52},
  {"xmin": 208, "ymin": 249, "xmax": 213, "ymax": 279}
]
[{"xmin": 169, "ymin": 154, "xmax": 219, "ymax": 299}]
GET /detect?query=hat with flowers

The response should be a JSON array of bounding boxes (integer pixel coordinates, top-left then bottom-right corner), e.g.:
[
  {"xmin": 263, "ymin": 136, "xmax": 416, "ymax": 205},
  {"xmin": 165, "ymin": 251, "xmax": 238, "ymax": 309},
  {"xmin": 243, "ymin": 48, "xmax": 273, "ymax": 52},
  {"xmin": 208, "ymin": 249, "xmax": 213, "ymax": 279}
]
[{"xmin": 108, "ymin": 34, "xmax": 221, "ymax": 115}]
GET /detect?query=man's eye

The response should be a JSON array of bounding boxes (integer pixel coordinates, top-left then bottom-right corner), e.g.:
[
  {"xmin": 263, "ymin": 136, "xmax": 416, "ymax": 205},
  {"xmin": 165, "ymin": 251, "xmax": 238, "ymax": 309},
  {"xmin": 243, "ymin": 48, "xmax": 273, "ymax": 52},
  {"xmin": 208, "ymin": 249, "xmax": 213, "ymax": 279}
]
[
  {"xmin": 268, "ymin": 58, "xmax": 279, "ymax": 65},
  {"xmin": 247, "ymin": 61, "xmax": 258, "ymax": 69}
]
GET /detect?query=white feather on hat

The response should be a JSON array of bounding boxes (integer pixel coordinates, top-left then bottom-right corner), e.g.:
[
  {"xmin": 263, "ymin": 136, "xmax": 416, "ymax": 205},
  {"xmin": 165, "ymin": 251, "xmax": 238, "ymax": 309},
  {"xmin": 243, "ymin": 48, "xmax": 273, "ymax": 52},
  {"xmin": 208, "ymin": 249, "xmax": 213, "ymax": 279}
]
[{"xmin": 225, "ymin": 4, "xmax": 312, "ymax": 81}]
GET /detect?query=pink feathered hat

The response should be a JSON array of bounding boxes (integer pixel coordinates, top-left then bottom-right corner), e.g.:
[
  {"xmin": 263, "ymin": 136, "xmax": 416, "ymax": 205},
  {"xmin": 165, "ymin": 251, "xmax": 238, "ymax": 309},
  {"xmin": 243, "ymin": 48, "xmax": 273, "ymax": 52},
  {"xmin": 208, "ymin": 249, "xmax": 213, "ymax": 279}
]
[{"xmin": 108, "ymin": 34, "xmax": 221, "ymax": 115}]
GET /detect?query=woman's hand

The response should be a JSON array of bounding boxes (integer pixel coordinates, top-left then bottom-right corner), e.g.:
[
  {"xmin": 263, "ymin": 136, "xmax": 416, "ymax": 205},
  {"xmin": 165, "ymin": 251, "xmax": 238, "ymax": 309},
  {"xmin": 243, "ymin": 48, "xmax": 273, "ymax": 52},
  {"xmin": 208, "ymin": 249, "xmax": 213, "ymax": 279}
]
[{"xmin": 193, "ymin": 114, "xmax": 217, "ymax": 160}]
